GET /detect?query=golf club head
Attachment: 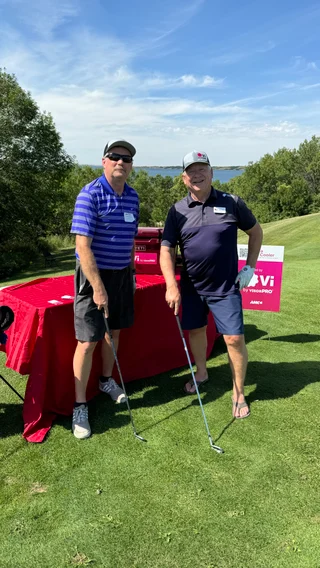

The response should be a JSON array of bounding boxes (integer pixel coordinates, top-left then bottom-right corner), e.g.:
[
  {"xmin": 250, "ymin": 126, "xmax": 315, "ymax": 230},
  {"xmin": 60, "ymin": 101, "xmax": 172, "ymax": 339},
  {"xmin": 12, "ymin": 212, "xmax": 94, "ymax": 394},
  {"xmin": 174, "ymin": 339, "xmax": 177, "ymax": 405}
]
[
  {"xmin": 134, "ymin": 433, "xmax": 147, "ymax": 443},
  {"xmin": 211, "ymin": 443, "xmax": 224, "ymax": 454}
]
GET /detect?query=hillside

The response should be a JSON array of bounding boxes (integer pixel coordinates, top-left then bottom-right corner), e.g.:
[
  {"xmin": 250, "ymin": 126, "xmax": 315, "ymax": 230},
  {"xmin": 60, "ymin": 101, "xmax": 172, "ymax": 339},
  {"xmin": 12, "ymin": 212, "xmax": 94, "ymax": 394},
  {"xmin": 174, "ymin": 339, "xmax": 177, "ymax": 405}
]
[{"xmin": 238, "ymin": 212, "xmax": 320, "ymax": 260}]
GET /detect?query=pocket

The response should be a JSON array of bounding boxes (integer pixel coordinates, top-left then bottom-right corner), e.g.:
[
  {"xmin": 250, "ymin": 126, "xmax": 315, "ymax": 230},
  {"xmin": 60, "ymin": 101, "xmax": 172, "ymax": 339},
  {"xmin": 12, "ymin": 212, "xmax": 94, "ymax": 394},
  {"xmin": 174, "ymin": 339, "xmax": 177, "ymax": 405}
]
[{"xmin": 76, "ymin": 264, "xmax": 92, "ymax": 296}]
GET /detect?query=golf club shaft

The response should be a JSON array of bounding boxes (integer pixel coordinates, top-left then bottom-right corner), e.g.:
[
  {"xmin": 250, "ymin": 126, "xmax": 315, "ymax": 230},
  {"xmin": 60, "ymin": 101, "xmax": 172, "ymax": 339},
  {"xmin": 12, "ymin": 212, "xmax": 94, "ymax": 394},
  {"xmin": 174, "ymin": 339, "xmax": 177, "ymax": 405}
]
[
  {"xmin": 103, "ymin": 314, "xmax": 144, "ymax": 441},
  {"xmin": 0, "ymin": 373, "xmax": 24, "ymax": 402},
  {"xmin": 175, "ymin": 315, "xmax": 223, "ymax": 454}
]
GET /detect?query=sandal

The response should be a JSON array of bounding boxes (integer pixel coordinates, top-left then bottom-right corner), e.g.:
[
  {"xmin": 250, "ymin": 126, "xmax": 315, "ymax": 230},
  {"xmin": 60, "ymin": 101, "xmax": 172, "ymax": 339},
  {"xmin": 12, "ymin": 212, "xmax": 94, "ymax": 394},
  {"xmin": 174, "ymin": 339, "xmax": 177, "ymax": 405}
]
[
  {"xmin": 184, "ymin": 377, "xmax": 209, "ymax": 395},
  {"xmin": 232, "ymin": 397, "xmax": 250, "ymax": 419}
]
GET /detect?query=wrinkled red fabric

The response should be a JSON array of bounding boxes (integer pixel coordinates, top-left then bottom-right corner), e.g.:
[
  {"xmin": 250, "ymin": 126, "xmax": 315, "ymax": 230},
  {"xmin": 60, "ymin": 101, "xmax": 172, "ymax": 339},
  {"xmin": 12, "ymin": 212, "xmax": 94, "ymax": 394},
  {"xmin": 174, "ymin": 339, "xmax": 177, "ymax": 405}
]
[{"xmin": 0, "ymin": 274, "xmax": 217, "ymax": 442}]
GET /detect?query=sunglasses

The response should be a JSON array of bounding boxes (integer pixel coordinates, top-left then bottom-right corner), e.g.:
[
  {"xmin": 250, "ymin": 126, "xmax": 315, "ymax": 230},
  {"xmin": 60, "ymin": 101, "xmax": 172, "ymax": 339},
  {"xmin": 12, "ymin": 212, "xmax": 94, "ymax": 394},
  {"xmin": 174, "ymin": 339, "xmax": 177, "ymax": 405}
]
[{"xmin": 104, "ymin": 152, "xmax": 133, "ymax": 163}]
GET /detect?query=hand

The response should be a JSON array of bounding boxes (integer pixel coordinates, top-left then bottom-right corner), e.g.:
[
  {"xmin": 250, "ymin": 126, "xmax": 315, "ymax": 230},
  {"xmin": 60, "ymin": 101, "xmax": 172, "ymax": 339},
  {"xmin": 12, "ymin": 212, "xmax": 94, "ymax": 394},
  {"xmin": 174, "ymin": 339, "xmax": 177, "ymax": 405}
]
[
  {"xmin": 235, "ymin": 265, "xmax": 255, "ymax": 290},
  {"xmin": 93, "ymin": 287, "xmax": 109, "ymax": 316},
  {"xmin": 165, "ymin": 285, "xmax": 181, "ymax": 315}
]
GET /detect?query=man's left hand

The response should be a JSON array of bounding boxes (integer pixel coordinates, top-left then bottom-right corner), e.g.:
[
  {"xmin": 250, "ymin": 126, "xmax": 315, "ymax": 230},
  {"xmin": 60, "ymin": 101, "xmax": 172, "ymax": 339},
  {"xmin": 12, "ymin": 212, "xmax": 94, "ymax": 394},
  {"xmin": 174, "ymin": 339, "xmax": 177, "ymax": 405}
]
[{"xmin": 235, "ymin": 265, "xmax": 255, "ymax": 290}]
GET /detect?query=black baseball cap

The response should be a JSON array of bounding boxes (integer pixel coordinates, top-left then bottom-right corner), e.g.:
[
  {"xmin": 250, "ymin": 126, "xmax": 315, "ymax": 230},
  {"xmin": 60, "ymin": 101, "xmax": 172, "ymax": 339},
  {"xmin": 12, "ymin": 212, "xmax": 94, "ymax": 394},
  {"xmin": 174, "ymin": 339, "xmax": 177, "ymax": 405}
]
[{"xmin": 103, "ymin": 139, "xmax": 136, "ymax": 157}]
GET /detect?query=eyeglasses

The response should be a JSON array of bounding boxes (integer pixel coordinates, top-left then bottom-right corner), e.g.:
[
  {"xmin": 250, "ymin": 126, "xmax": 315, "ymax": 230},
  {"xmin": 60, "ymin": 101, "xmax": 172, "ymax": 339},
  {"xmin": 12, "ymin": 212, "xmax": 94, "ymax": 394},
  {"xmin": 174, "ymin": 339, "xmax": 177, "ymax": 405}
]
[{"xmin": 104, "ymin": 152, "xmax": 133, "ymax": 163}]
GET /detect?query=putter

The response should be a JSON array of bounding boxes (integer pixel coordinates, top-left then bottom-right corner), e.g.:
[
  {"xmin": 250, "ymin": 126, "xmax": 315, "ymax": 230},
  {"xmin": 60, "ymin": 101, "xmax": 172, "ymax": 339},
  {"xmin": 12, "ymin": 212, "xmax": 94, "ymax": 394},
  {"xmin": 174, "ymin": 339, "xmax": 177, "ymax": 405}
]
[
  {"xmin": 175, "ymin": 314, "xmax": 224, "ymax": 454},
  {"xmin": 103, "ymin": 314, "xmax": 146, "ymax": 443}
]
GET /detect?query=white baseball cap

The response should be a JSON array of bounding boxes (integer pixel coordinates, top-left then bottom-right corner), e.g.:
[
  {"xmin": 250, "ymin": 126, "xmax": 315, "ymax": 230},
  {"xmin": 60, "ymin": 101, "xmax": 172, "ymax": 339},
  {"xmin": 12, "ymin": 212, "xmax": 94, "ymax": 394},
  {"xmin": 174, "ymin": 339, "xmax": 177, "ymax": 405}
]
[{"xmin": 183, "ymin": 150, "xmax": 210, "ymax": 170}]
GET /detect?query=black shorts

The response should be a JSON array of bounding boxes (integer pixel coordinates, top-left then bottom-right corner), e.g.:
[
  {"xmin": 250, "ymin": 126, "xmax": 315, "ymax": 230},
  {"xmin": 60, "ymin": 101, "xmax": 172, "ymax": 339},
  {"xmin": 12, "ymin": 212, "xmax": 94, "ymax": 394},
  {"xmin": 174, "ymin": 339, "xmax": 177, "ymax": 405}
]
[{"xmin": 74, "ymin": 261, "xmax": 134, "ymax": 342}]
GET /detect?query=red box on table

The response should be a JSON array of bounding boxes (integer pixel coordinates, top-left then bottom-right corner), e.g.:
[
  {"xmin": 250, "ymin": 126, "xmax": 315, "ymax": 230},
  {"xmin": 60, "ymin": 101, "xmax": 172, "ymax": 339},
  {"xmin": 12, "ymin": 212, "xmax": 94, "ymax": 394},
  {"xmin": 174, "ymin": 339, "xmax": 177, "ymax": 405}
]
[{"xmin": 134, "ymin": 227, "xmax": 163, "ymax": 274}]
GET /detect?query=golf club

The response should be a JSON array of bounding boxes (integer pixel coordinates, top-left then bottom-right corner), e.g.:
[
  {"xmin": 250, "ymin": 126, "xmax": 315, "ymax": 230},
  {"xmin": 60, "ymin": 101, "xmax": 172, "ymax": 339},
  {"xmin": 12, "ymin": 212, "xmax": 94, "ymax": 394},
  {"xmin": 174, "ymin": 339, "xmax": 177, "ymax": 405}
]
[
  {"xmin": 103, "ymin": 314, "xmax": 146, "ymax": 443},
  {"xmin": 0, "ymin": 373, "xmax": 24, "ymax": 401},
  {"xmin": 175, "ymin": 314, "xmax": 224, "ymax": 454}
]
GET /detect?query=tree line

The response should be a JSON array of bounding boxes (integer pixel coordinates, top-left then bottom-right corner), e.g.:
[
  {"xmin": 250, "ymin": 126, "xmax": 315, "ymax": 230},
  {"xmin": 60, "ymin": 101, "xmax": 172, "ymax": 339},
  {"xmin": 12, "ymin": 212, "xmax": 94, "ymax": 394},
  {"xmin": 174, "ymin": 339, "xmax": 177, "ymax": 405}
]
[{"xmin": 1, "ymin": 69, "xmax": 319, "ymax": 278}]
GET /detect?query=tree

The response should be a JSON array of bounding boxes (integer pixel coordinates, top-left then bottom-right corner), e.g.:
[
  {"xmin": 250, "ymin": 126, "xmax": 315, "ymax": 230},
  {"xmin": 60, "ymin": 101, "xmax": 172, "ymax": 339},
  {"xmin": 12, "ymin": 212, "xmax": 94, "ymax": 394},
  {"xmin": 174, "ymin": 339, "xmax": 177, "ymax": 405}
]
[
  {"xmin": 129, "ymin": 169, "xmax": 155, "ymax": 225},
  {"xmin": 226, "ymin": 138, "xmax": 320, "ymax": 222},
  {"xmin": 53, "ymin": 165, "xmax": 101, "ymax": 235},
  {"xmin": 0, "ymin": 70, "xmax": 73, "ymax": 277}
]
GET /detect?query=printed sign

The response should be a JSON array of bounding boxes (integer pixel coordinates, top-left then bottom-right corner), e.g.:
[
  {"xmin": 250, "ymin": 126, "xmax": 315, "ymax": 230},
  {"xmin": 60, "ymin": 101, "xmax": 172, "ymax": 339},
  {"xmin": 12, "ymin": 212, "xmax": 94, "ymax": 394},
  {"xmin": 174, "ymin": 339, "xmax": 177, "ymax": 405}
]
[
  {"xmin": 237, "ymin": 245, "xmax": 284, "ymax": 312},
  {"xmin": 134, "ymin": 252, "xmax": 158, "ymax": 265}
]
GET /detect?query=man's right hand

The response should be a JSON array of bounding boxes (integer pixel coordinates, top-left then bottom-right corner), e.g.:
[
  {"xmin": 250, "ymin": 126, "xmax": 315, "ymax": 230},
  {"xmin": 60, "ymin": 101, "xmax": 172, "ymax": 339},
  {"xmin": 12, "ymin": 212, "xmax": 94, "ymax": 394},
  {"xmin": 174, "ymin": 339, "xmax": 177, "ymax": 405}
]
[
  {"xmin": 165, "ymin": 284, "xmax": 181, "ymax": 315},
  {"xmin": 93, "ymin": 287, "xmax": 109, "ymax": 316}
]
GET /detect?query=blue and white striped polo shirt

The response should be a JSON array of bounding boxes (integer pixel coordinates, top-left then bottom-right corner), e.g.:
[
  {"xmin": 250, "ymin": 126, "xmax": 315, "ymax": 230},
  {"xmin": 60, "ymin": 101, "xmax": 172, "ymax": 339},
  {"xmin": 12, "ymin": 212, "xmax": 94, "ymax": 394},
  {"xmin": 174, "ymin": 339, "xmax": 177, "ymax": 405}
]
[{"xmin": 71, "ymin": 175, "xmax": 139, "ymax": 270}]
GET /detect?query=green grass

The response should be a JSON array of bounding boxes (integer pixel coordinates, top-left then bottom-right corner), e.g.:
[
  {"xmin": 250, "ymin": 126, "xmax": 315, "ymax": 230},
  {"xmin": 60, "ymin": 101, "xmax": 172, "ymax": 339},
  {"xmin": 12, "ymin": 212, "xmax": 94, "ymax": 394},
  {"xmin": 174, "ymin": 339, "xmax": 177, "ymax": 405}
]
[{"xmin": 1, "ymin": 213, "xmax": 320, "ymax": 568}]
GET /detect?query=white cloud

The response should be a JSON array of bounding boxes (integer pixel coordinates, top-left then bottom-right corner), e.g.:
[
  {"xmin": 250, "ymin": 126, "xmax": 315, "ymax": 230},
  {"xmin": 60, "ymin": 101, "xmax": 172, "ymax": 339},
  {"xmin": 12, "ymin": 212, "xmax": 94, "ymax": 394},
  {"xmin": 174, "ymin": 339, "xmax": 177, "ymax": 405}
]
[
  {"xmin": 210, "ymin": 41, "xmax": 276, "ymax": 65},
  {"xmin": 179, "ymin": 74, "xmax": 223, "ymax": 87},
  {"xmin": 0, "ymin": 0, "xmax": 78, "ymax": 38},
  {"xmin": 256, "ymin": 40, "xmax": 276, "ymax": 53},
  {"xmin": 292, "ymin": 55, "xmax": 319, "ymax": 71},
  {"xmin": 32, "ymin": 82, "xmax": 317, "ymax": 165},
  {"xmin": 0, "ymin": 1, "xmax": 319, "ymax": 166},
  {"xmin": 301, "ymin": 82, "xmax": 320, "ymax": 90},
  {"xmin": 105, "ymin": 70, "xmax": 224, "ymax": 90},
  {"xmin": 144, "ymin": 0, "xmax": 206, "ymax": 44}
]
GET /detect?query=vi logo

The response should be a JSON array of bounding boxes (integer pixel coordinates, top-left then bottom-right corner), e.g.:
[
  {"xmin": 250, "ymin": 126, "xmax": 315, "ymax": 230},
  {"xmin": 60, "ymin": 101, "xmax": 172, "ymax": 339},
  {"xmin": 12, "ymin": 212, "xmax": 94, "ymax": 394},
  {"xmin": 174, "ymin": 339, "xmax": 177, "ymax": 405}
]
[{"xmin": 248, "ymin": 274, "xmax": 275, "ymax": 287}]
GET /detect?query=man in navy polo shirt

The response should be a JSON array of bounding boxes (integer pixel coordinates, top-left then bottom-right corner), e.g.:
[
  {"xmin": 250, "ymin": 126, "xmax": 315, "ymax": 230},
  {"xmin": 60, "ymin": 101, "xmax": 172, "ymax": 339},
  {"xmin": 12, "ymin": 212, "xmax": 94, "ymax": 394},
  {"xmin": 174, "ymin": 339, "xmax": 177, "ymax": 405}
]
[
  {"xmin": 70, "ymin": 139, "xmax": 139, "ymax": 439},
  {"xmin": 160, "ymin": 150, "xmax": 263, "ymax": 419}
]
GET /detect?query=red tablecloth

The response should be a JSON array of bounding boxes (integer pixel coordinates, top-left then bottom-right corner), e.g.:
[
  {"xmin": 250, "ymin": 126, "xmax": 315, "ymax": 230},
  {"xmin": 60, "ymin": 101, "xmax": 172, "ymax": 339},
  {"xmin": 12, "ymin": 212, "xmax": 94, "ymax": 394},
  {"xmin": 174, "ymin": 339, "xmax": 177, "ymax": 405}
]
[{"xmin": 0, "ymin": 274, "xmax": 217, "ymax": 442}]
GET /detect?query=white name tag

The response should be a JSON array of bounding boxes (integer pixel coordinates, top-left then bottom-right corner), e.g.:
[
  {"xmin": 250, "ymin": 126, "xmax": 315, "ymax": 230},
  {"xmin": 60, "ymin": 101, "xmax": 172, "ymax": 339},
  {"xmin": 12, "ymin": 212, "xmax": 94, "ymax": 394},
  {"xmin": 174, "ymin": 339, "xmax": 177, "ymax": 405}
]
[
  {"xmin": 213, "ymin": 206, "xmax": 226, "ymax": 214},
  {"xmin": 124, "ymin": 212, "xmax": 135, "ymax": 222}
]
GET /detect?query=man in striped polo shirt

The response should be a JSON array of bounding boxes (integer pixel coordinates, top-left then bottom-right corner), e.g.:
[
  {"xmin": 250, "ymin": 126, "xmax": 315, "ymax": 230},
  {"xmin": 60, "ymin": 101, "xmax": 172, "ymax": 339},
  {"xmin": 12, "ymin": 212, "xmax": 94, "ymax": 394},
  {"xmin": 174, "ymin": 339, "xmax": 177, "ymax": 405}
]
[{"xmin": 70, "ymin": 140, "xmax": 139, "ymax": 439}]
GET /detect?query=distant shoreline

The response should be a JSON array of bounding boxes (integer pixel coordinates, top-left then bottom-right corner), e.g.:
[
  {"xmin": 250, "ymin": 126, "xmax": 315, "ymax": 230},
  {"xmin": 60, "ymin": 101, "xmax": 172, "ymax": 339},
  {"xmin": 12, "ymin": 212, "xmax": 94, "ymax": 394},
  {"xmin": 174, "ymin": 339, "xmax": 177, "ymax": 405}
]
[
  {"xmin": 88, "ymin": 164, "xmax": 245, "ymax": 170},
  {"xmin": 136, "ymin": 165, "xmax": 245, "ymax": 170}
]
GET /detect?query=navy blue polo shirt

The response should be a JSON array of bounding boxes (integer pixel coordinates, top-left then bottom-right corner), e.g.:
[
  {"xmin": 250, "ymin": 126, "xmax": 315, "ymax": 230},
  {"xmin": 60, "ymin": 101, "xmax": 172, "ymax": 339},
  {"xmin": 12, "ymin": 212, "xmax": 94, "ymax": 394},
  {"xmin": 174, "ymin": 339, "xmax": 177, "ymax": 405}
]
[
  {"xmin": 161, "ymin": 187, "xmax": 256, "ymax": 296},
  {"xmin": 71, "ymin": 175, "xmax": 139, "ymax": 270}
]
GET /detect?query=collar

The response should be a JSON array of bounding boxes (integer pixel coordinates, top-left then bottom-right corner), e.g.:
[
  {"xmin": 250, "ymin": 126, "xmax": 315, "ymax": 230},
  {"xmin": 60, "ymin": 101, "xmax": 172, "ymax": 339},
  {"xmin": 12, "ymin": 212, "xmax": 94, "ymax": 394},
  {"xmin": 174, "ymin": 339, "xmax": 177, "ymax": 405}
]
[
  {"xmin": 99, "ymin": 174, "xmax": 128, "ymax": 196},
  {"xmin": 187, "ymin": 186, "xmax": 217, "ymax": 207}
]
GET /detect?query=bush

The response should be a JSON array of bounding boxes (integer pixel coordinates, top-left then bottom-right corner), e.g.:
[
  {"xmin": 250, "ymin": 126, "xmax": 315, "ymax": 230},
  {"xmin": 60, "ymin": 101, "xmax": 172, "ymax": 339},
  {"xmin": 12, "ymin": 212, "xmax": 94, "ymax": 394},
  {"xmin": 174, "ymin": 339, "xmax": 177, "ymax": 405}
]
[{"xmin": 0, "ymin": 240, "xmax": 38, "ymax": 280}]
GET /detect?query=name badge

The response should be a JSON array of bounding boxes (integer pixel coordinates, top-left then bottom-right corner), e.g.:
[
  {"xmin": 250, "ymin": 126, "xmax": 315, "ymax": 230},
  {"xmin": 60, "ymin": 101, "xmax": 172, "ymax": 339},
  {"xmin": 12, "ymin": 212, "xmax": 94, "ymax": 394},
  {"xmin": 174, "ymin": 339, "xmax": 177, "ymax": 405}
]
[
  {"xmin": 213, "ymin": 207, "xmax": 226, "ymax": 214},
  {"xmin": 124, "ymin": 212, "xmax": 135, "ymax": 222}
]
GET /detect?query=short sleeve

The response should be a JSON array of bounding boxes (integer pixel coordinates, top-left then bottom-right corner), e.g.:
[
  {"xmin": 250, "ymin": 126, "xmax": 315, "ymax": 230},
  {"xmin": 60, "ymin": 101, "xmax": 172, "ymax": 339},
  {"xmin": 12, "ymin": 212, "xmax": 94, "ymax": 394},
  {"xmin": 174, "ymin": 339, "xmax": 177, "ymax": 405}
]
[
  {"xmin": 161, "ymin": 205, "xmax": 179, "ymax": 248},
  {"xmin": 235, "ymin": 197, "xmax": 257, "ymax": 232},
  {"xmin": 70, "ymin": 189, "xmax": 97, "ymax": 237}
]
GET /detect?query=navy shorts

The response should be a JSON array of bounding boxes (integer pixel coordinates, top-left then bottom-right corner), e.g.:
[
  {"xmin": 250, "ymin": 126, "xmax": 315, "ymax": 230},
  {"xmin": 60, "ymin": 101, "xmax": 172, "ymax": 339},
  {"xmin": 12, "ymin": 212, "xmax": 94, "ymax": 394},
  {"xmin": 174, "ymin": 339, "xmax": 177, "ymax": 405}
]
[{"xmin": 181, "ymin": 284, "xmax": 244, "ymax": 335}]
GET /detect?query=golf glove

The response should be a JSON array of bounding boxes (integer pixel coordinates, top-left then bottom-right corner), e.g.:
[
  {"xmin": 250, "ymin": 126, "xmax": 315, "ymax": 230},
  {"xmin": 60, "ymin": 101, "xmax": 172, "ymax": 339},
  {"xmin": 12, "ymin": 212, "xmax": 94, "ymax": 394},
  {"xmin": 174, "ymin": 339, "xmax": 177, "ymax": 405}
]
[{"xmin": 235, "ymin": 265, "xmax": 255, "ymax": 290}]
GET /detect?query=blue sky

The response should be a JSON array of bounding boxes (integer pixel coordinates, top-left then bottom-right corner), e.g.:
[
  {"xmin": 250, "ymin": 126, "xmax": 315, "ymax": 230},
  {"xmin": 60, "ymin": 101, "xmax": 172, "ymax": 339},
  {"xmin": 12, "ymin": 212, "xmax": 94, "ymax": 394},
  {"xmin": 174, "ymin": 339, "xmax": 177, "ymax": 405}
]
[{"xmin": 1, "ymin": 0, "xmax": 320, "ymax": 165}]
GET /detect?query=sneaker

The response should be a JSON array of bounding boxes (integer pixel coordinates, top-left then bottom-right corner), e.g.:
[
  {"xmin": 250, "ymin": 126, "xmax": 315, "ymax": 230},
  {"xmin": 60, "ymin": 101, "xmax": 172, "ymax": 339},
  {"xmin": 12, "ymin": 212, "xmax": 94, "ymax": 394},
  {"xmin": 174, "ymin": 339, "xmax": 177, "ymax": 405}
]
[
  {"xmin": 99, "ymin": 377, "xmax": 127, "ymax": 404},
  {"xmin": 72, "ymin": 404, "xmax": 91, "ymax": 439}
]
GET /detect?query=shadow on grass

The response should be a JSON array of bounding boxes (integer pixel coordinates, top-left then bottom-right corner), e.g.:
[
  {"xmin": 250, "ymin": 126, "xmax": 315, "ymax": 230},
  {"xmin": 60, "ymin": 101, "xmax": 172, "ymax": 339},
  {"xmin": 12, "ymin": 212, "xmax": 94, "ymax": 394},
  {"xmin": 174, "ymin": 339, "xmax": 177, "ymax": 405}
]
[
  {"xmin": 1, "ymin": 355, "xmax": 319, "ymax": 442},
  {"xmin": 1, "ymin": 323, "xmax": 319, "ymax": 442},
  {"xmin": 53, "ymin": 394, "xmax": 133, "ymax": 438},
  {"xmin": 262, "ymin": 333, "xmax": 320, "ymax": 343},
  {"xmin": 0, "ymin": 402, "xmax": 24, "ymax": 438},
  {"xmin": 121, "ymin": 358, "xmax": 319, "ymax": 442},
  {"xmin": 1, "ymin": 248, "xmax": 75, "ymax": 285}
]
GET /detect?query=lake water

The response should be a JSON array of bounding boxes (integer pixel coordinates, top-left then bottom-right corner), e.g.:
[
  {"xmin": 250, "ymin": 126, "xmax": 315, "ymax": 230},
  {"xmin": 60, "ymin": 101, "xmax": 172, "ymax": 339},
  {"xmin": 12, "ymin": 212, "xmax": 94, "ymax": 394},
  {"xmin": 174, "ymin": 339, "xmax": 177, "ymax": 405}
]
[{"xmin": 133, "ymin": 167, "xmax": 244, "ymax": 183}]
